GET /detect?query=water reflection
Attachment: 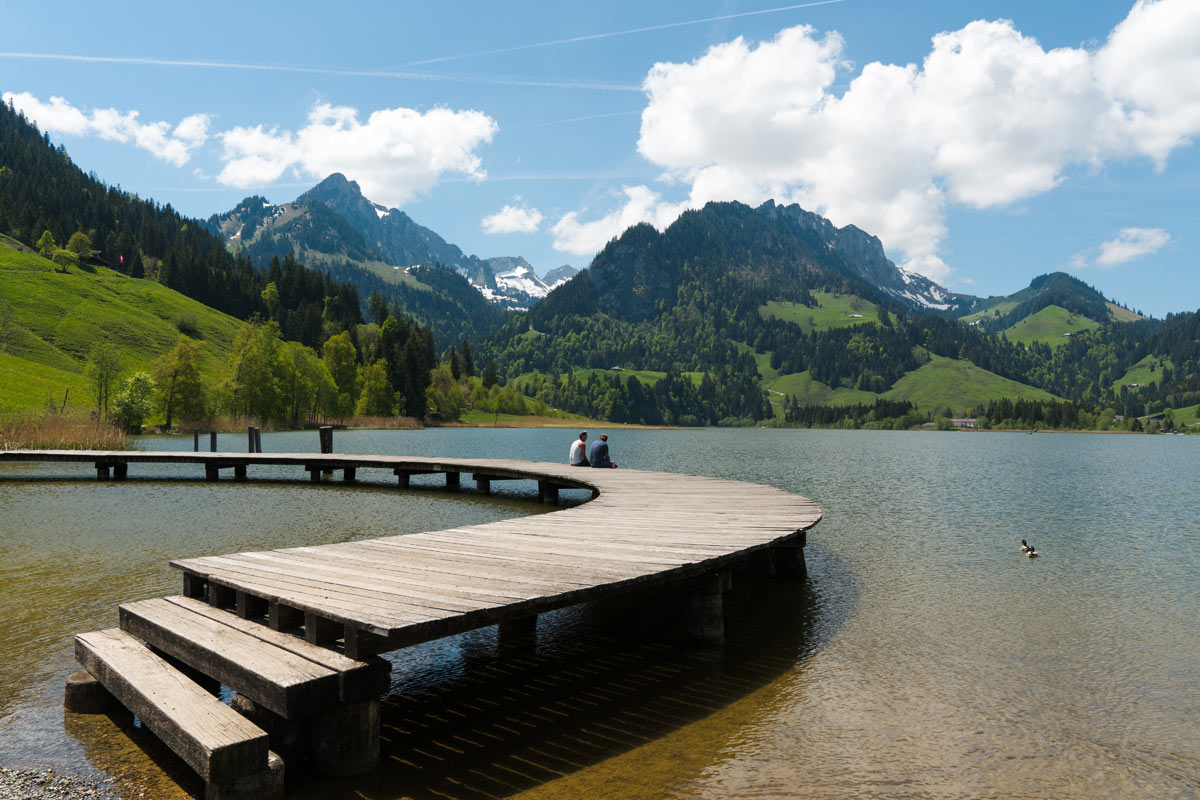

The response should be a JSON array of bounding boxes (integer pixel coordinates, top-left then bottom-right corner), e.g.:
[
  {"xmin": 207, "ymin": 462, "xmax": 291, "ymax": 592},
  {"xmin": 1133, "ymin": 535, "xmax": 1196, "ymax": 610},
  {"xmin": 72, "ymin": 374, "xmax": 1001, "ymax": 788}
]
[{"xmin": 290, "ymin": 566, "xmax": 841, "ymax": 800}]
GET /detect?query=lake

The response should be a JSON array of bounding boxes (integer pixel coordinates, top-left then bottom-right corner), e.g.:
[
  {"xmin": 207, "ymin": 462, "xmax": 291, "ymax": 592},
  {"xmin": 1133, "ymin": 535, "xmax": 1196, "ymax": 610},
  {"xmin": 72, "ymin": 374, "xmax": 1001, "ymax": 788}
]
[{"xmin": 1, "ymin": 427, "xmax": 1197, "ymax": 798}]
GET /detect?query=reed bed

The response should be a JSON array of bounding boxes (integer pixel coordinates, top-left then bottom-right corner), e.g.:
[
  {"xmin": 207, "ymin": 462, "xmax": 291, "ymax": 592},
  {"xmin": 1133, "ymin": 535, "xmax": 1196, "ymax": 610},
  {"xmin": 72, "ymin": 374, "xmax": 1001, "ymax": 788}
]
[{"xmin": 0, "ymin": 413, "xmax": 131, "ymax": 450}]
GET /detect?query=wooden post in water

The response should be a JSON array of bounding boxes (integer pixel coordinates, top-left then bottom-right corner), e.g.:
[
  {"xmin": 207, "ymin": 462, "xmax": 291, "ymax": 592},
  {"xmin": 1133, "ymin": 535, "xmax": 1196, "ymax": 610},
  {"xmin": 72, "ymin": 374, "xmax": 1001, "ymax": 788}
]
[
  {"xmin": 193, "ymin": 429, "xmax": 199, "ymax": 452},
  {"xmin": 307, "ymin": 699, "xmax": 380, "ymax": 777},
  {"xmin": 210, "ymin": 431, "xmax": 217, "ymax": 452},
  {"xmin": 253, "ymin": 428, "xmax": 262, "ymax": 453},
  {"xmin": 772, "ymin": 531, "xmax": 807, "ymax": 580},
  {"xmin": 319, "ymin": 426, "xmax": 333, "ymax": 454},
  {"xmin": 683, "ymin": 571, "xmax": 730, "ymax": 644},
  {"xmin": 247, "ymin": 427, "xmax": 255, "ymax": 453},
  {"xmin": 498, "ymin": 615, "xmax": 538, "ymax": 657}
]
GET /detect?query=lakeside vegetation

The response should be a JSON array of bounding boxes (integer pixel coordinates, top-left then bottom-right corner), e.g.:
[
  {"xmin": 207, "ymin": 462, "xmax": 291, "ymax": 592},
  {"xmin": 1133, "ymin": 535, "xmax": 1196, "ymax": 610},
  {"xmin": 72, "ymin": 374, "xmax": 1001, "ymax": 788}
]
[{"xmin": 0, "ymin": 411, "xmax": 130, "ymax": 450}]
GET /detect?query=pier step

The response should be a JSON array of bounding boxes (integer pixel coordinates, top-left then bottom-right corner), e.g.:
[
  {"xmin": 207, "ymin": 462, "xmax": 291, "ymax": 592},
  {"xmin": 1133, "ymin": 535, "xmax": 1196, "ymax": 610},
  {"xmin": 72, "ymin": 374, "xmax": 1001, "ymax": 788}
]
[
  {"xmin": 119, "ymin": 596, "xmax": 389, "ymax": 720},
  {"xmin": 74, "ymin": 629, "xmax": 275, "ymax": 793}
]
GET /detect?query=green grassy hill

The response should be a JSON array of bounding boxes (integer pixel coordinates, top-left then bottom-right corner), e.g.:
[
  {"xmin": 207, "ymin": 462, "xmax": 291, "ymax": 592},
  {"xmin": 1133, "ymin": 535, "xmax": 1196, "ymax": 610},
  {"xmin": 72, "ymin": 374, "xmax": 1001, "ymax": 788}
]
[
  {"xmin": 882, "ymin": 354, "xmax": 1059, "ymax": 412},
  {"xmin": 1111, "ymin": 354, "xmax": 1173, "ymax": 391},
  {"xmin": 759, "ymin": 291, "xmax": 879, "ymax": 333},
  {"xmin": 958, "ymin": 286, "xmax": 1038, "ymax": 325},
  {"xmin": 1004, "ymin": 305, "xmax": 1100, "ymax": 347},
  {"xmin": 750, "ymin": 337, "xmax": 1057, "ymax": 415},
  {"xmin": 0, "ymin": 238, "xmax": 243, "ymax": 413}
]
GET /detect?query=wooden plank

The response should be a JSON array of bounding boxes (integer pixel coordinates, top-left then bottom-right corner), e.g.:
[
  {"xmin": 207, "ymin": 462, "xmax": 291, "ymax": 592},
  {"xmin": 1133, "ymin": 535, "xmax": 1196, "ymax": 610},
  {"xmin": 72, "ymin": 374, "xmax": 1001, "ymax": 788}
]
[
  {"xmin": 75, "ymin": 628, "xmax": 268, "ymax": 781},
  {"xmin": 119, "ymin": 598, "xmax": 339, "ymax": 719},
  {"xmin": 162, "ymin": 595, "xmax": 388, "ymax": 704}
]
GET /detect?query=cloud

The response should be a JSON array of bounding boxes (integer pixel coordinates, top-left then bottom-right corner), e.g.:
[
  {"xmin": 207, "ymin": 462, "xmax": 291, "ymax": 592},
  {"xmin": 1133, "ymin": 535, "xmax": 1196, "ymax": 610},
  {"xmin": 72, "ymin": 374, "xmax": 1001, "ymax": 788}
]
[
  {"xmin": 554, "ymin": 0, "xmax": 1199, "ymax": 282},
  {"xmin": 217, "ymin": 102, "xmax": 497, "ymax": 207},
  {"xmin": 1096, "ymin": 227, "xmax": 1172, "ymax": 267},
  {"xmin": 551, "ymin": 186, "xmax": 688, "ymax": 255},
  {"xmin": 2, "ymin": 91, "xmax": 209, "ymax": 166},
  {"xmin": 482, "ymin": 202, "xmax": 544, "ymax": 234}
]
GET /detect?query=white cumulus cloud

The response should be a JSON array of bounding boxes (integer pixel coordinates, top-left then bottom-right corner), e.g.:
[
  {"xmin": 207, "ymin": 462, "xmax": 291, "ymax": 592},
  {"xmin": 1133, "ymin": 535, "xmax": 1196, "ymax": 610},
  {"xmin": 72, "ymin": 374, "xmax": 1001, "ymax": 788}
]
[
  {"xmin": 1096, "ymin": 227, "xmax": 1172, "ymax": 267},
  {"xmin": 551, "ymin": 186, "xmax": 688, "ymax": 255},
  {"xmin": 482, "ymin": 202, "xmax": 544, "ymax": 234},
  {"xmin": 556, "ymin": 0, "xmax": 1200, "ymax": 284},
  {"xmin": 3, "ymin": 91, "xmax": 210, "ymax": 166},
  {"xmin": 217, "ymin": 102, "xmax": 498, "ymax": 207}
]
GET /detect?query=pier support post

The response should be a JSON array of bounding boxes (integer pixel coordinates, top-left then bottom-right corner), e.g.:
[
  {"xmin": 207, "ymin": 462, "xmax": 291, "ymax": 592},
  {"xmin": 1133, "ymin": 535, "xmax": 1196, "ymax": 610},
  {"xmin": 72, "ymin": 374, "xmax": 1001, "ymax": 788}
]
[
  {"xmin": 206, "ymin": 751, "xmax": 285, "ymax": 800},
  {"xmin": 394, "ymin": 469, "xmax": 410, "ymax": 488},
  {"xmin": 497, "ymin": 615, "xmax": 538, "ymax": 657},
  {"xmin": 308, "ymin": 698, "xmax": 380, "ymax": 777},
  {"xmin": 746, "ymin": 547, "xmax": 776, "ymax": 578},
  {"xmin": 476, "ymin": 477, "xmax": 491, "ymax": 494},
  {"xmin": 205, "ymin": 464, "xmax": 219, "ymax": 482},
  {"xmin": 343, "ymin": 467, "xmax": 356, "ymax": 483},
  {"xmin": 269, "ymin": 602, "xmax": 304, "ymax": 632},
  {"xmin": 95, "ymin": 463, "xmax": 110, "ymax": 480},
  {"xmin": 683, "ymin": 571, "xmax": 730, "ymax": 645},
  {"xmin": 63, "ymin": 670, "xmax": 116, "ymax": 713},
  {"xmin": 537, "ymin": 480, "xmax": 559, "ymax": 504},
  {"xmin": 234, "ymin": 464, "xmax": 247, "ymax": 481},
  {"xmin": 773, "ymin": 531, "xmax": 807, "ymax": 580},
  {"xmin": 445, "ymin": 471, "xmax": 460, "ymax": 490},
  {"xmin": 231, "ymin": 694, "xmax": 306, "ymax": 765}
]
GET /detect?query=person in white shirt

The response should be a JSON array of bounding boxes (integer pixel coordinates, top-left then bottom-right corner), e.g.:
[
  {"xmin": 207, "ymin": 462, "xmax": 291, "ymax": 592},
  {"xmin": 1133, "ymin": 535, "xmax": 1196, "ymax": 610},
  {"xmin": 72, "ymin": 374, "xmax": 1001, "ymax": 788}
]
[{"xmin": 568, "ymin": 431, "xmax": 589, "ymax": 466}]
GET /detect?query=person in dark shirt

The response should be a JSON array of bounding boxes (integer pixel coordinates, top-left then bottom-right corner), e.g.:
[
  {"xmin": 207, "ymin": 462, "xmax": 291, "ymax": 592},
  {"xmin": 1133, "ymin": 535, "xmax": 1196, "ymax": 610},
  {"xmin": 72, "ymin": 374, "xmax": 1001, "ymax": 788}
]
[{"xmin": 589, "ymin": 434, "xmax": 617, "ymax": 468}]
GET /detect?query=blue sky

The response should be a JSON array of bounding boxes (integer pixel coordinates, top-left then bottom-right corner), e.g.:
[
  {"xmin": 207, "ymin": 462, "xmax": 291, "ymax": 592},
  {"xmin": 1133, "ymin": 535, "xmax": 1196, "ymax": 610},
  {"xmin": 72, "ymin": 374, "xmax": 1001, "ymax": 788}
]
[{"xmin": 3, "ymin": 0, "xmax": 1197, "ymax": 316}]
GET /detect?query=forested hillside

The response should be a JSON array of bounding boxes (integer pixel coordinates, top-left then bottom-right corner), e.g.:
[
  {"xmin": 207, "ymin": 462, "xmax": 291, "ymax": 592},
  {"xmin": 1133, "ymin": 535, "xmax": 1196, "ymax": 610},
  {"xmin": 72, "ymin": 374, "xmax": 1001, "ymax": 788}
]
[
  {"xmin": 480, "ymin": 202, "xmax": 1198, "ymax": 430},
  {"xmin": 0, "ymin": 99, "xmax": 362, "ymax": 337}
]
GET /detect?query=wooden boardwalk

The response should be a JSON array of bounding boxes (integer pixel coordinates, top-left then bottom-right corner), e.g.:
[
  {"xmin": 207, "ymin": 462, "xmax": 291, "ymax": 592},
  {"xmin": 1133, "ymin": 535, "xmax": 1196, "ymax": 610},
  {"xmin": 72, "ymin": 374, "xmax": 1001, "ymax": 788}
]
[{"xmin": 2, "ymin": 449, "xmax": 821, "ymax": 798}]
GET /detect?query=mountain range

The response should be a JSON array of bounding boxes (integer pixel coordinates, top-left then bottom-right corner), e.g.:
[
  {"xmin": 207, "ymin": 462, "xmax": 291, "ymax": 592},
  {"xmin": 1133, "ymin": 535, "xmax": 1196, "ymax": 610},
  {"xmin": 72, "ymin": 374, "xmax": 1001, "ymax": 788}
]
[
  {"xmin": 203, "ymin": 174, "xmax": 578, "ymax": 312},
  {"xmin": 2, "ymin": 96, "xmax": 1195, "ymax": 430}
]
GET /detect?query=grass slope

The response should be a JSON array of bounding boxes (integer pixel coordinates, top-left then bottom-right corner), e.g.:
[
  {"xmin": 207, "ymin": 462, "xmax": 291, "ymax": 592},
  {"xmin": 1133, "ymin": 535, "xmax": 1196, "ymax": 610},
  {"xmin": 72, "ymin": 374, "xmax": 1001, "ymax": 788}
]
[
  {"xmin": 1106, "ymin": 302, "xmax": 1144, "ymax": 322},
  {"xmin": 1004, "ymin": 305, "xmax": 1100, "ymax": 347},
  {"xmin": 1111, "ymin": 354, "xmax": 1173, "ymax": 391},
  {"xmin": 883, "ymin": 355, "xmax": 1058, "ymax": 412},
  {"xmin": 0, "ymin": 241, "xmax": 243, "ymax": 413},
  {"xmin": 958, "ymin": 286, "xmax": 1039, "ymax": 324},
  {"xmin": 759, "ymin": 291, "xmax": 879, "ymax": 333}
]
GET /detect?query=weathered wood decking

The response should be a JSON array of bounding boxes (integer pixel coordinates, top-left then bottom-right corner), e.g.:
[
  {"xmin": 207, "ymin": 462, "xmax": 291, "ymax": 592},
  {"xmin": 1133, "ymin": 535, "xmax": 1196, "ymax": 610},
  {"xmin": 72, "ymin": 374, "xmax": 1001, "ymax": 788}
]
[{"xmin": 2, "ymin": 449, "xmax": 821, "ymax": 796}]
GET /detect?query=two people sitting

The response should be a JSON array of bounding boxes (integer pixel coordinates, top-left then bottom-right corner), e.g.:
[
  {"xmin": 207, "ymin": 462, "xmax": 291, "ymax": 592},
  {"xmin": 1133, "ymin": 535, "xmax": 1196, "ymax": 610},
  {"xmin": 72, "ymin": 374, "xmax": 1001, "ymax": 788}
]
[{"xmin": 568, "ymin": 431, "xmax": 617, "ymax": 468}]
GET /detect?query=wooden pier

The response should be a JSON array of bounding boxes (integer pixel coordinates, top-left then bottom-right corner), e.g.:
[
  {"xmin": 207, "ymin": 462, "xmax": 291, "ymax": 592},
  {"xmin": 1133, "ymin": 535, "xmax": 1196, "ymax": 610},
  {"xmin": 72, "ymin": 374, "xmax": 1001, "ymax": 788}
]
[{"xmin": 1, "ymin": 449, "xmax": 821, "ymax": 799}]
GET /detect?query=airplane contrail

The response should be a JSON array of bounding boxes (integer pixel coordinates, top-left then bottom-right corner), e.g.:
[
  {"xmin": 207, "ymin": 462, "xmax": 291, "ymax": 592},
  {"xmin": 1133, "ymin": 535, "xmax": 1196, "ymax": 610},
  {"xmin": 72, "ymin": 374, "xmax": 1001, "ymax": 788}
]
[
  {"xmin": 406, "ymin": 0, "xmax": 849, "ymax": 66},
  {"xmin": 0, "ymin": 51, "xmax": 638, "ymax": 92}
]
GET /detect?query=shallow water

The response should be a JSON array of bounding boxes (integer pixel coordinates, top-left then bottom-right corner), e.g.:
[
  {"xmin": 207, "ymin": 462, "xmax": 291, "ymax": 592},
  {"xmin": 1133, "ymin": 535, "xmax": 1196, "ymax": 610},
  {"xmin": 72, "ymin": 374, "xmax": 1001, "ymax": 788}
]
[{"xmin": 0, "ymin": 428, "xmax": 1196, "ymax": 798}]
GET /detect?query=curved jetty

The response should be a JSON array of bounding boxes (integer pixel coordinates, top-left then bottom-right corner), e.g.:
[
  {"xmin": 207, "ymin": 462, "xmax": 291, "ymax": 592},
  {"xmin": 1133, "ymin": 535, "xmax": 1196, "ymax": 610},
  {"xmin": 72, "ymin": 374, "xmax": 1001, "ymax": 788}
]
[{"xmin": 1, "ymin": 449, "xmax": 821, "ymax": 800}]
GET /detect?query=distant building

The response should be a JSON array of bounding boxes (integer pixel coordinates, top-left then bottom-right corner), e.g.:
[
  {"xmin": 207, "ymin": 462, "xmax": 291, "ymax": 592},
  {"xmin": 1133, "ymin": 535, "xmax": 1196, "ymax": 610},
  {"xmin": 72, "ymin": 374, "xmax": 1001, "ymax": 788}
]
[{"xmin": 950, "ymin": 418, "xmax": 977, "ymax": 429}]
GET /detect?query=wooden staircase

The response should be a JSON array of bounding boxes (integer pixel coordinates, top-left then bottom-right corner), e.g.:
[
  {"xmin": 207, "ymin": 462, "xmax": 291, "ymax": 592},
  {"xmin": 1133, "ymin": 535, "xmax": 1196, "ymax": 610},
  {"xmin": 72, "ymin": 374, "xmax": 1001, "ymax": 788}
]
[{"xmin": 72, "ymin": 596, "xmax": 391, "ymax": 799}]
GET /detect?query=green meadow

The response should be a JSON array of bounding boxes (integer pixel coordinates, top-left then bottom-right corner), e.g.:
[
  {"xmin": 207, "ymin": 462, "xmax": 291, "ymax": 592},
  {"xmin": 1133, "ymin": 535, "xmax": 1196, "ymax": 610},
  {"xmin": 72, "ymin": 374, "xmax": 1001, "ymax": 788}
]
[{"xmin": 0, "ymin": 239, "xmax": 242, "ymax": 413}]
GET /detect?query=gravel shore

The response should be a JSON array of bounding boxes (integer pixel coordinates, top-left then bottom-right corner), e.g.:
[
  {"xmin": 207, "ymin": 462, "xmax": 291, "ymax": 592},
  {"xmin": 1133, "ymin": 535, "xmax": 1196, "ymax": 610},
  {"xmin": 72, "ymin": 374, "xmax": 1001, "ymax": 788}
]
[{"xmin": 0, "ymin": 768, "xmax": 124, "ymax": 800}]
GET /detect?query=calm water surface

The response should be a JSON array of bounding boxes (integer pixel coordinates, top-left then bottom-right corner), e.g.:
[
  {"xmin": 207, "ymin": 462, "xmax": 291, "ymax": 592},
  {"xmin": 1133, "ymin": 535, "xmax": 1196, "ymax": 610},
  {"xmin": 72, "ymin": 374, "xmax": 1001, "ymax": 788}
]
[{"xmin": 0, "ymin": 428, "xmax": 1196, "ymax": 799}]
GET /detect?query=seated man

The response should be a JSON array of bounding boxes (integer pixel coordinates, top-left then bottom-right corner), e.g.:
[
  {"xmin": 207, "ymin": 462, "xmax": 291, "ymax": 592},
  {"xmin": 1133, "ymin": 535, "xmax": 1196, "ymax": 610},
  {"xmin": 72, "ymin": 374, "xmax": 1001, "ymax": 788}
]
[
  {"xmin": 588, "ymin": 433, "xmax": 617, "ymax": 468},
  {"xmin": 568, "ymin": 431, "xmax": 590, "ymax": 466}
]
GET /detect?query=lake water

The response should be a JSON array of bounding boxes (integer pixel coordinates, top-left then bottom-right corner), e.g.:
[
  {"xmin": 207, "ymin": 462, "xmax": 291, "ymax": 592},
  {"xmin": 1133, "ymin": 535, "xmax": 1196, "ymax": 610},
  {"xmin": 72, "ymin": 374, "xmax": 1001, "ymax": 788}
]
[{"xmin": 0, "ymin": 428, "xmax": 1196, "ymax": 799}]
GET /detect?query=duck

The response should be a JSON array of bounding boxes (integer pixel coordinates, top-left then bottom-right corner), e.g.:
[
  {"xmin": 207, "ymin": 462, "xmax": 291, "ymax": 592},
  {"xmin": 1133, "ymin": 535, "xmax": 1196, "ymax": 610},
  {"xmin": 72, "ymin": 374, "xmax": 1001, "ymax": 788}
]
[{"xmin": 1021, "ymin": 539, "xmax": 1039, "ymax": 558}]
